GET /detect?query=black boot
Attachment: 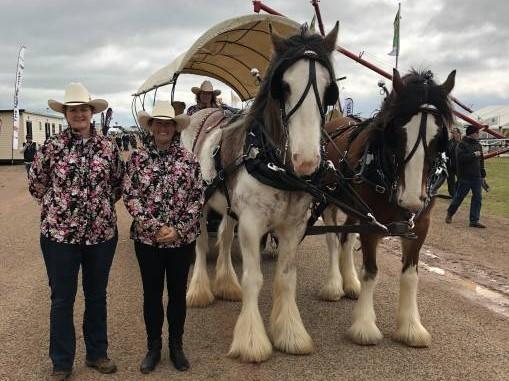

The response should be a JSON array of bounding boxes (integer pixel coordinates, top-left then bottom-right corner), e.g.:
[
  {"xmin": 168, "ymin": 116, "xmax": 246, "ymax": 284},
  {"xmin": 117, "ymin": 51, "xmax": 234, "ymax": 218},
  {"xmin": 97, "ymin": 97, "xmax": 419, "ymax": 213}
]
[
  {"xmin": 169, "ymin": 338, "xmax": 190, "ymax": 371},
  {"xmin": 140, "ymin": 339, "xmax": 162, "ymax": 374}
]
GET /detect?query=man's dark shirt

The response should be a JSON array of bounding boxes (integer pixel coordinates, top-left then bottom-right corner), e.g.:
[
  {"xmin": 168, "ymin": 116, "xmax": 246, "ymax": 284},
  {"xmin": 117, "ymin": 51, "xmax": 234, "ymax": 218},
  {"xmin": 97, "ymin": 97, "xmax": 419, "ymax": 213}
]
[{"xmin": 455, "ymin": 136, "xmax": 486, "ymax": 179}]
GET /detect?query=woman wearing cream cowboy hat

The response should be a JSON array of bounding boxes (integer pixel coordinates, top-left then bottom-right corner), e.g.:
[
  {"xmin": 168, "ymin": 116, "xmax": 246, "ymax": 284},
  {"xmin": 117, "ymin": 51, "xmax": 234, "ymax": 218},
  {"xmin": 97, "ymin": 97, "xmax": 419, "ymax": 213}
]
[
  {"xmin": 123, "ymin": 101, "xmax": 204, "ymax": 373},
  {"xmin": 186, "ymin": 80, "xmax": 221, "ymax": 116},
  {"xmin": 29, "ymin": 83, "xmax": 123, "ymax": 381}
]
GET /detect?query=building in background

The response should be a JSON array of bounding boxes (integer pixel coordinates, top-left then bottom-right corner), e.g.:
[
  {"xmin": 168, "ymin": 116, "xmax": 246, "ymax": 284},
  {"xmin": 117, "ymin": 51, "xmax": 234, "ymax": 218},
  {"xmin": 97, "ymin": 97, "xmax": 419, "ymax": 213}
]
[{"xmin": 0, "ymin": 109, "xmax": 64, "ymax": 163}]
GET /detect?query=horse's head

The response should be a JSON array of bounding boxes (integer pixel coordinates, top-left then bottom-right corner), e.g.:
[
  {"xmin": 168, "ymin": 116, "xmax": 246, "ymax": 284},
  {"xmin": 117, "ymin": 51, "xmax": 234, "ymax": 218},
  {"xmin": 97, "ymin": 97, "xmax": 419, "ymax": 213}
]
[
  {"xmin": 250, "ymin": 22, "xmax": 339, "ymax": 177},
  {"xmin": 383, "ymin": 68, "xmax": 455, "ymax": 213}
]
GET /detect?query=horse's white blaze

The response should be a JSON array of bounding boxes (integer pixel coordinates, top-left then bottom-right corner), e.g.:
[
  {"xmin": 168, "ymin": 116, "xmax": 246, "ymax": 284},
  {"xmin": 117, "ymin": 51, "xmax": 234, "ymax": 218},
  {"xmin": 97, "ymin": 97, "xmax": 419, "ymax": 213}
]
[
  {"xmin": 348, "ymin": 272, "xmax": 383, "ymax": 345},
  {"xmin": 319, "ymin": 207, "xmax": 344, "ymax": 301},
  {"xmin": 283, "ymin": 59, "xmax": 329, "ymax": 175},
  {"xmin": 394, "ymin": 265, "xmax": 431, "ymax": 347},
  {"xmin": 398, "ymin": 112, "xmax": 441, "ymax": 212}
]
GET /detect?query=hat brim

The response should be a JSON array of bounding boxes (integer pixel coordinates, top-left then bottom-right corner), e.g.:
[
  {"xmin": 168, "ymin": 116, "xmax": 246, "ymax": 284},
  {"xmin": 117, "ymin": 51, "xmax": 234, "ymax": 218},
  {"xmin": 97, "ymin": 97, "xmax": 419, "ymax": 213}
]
[
  {"xmin": 137, "ymin": 111, "xmax": 190, "ymax": 132},
  {"xmin": 191, "ymin": 87, "xmax": 221, "ymax": 96},
  {"xmin": 48, "ymin": 99, "xmax": 108, "ymax": 114}
]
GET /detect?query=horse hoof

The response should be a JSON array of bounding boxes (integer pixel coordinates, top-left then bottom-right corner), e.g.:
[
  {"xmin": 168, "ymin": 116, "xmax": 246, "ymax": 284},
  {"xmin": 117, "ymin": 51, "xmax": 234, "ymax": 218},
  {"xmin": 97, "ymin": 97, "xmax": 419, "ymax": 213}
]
[
  {"xmin": 186, "ymin": 288, "xmax": 215, "ymax": 307},
  {"xmin": 271, "ymin": 328, "xmax": 314, "ymax": 355},
  {"xmin": 343, "ymin": 288, "xmax": 360, "ymax": 300},
  {"xmin": 393, "ymin": 322, "xmax": 431, "ymax": 347},
  {"xmin": 213, "ymin": 280, "xmax": 242, "ymax": 301},
  {"xmin": 318, "ymin": 283, "xmax": 345, "ymax": 301},
  {"xmin": 227, "ymin": 334, "xmax": 272, "ymax": 363},
  {"xmin": 347, "ymin": 321, "xmax": 383, "ymax": 345}
]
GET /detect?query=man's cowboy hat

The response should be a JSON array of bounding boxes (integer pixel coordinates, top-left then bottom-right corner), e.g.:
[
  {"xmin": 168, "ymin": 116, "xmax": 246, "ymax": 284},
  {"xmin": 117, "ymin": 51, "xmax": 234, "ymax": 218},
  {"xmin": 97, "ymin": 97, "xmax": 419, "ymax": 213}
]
[
  {"xmin": 191, "ymin": 80, "xmax": 221, "ymax": 96},
  {"xmin": 48, "ymin": 83, "xmax": 108, "ymax": 114},
  {"xmin": 137, "ymin": 101, "xmax": 190, "ymax": 132}
]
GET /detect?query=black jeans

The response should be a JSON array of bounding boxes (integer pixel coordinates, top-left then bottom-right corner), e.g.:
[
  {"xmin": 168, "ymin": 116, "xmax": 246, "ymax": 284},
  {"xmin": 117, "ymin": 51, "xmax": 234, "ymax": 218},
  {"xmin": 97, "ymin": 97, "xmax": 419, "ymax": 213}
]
[
  {"xmin": 41, "ymin": 234, "xmax": 117, "ymax": 371},
  {"xmin": 447, "ymin": 177, "xmax": 483, "ymax": 223},
  {"xmin": 134, "ymin": 241, "xmax": 194, "ymax": 350}
]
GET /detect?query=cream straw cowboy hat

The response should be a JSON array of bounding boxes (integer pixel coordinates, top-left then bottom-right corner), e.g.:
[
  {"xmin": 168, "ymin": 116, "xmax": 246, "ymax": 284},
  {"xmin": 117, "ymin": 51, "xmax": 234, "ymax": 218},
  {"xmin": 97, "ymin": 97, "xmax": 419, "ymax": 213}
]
[
  {"xmin": 137, "ymin": 101, "xmax": 190, "ymax": 132},
  {"xmin": 48, "ymin": 82, "xmax": 108, "ymax": 114},
  {"xmin": 191, "ymin": 80, "xmax": 221, "ymax": 96}
]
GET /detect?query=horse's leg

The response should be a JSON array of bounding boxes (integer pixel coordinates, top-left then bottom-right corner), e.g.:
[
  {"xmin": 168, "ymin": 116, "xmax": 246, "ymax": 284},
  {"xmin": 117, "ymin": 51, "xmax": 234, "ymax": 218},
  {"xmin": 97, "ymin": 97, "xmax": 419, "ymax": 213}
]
[
  {"xmin": 270, "ymin": 224, "xmax": 314, "ymax": 354},
  {"xmin": 228, "ymin": 215, "xmax": 272, "ymax": 362},
  {"xmin": 339, "ymin": 230, "xmax": 361, "ymax": 299},
  {"xmin": 347, "ymin": 234, "xmax": 383, "ymax": 345},
  {"xmin": 213, "ymin": 215, "xmax": 242, "ymax": 301},
  {"xmin": 186, "ymin": 208, "xmax": 215, "ymax": 307},
  {"xmin": 393, "ymin": 217, "xmax": 431, "ymax": 347},
  {"xmin": 319, "ymin": 206, "xmax": 344, "ymax": 301}
]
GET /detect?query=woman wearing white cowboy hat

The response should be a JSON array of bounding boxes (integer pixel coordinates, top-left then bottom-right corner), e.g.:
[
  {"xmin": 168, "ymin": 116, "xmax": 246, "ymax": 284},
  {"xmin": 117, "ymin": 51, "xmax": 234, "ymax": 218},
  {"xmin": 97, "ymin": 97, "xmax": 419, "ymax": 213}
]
[
  {"xmin": 29, "ymin": 82, "xmax": 123, "ymax": 381},
  {"xmin": 123, "ymin": 100, "xmax": 204, "ymax": 374},
  {"xmin": 186, "ymin": 80, "xmax": 221, "ymax": 116}
]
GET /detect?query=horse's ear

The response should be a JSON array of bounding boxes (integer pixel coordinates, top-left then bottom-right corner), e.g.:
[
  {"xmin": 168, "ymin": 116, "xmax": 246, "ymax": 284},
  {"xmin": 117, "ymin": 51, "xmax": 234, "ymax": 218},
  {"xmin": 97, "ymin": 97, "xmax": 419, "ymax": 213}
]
[
  {"xmin": 323, "ymin": 21, "xmax": 339, "ymax": 52},
  {"xmin": 441, "ymin": 70, "xmax": 456, "ymax": 95},
  {"xmin": 392, "ymin": 68, "xmax": 404, "ymax": 95},
  {"xmin": 269, "ymin": 23, "xmax": 286, "ymax": 54}
]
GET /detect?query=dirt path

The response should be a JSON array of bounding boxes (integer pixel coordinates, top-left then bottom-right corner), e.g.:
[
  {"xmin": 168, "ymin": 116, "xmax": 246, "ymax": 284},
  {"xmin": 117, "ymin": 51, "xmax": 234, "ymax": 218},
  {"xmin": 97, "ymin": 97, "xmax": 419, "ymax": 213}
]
[{"xmin": 0, "ymin": 165, "xmax": 507, "ymax": 381}]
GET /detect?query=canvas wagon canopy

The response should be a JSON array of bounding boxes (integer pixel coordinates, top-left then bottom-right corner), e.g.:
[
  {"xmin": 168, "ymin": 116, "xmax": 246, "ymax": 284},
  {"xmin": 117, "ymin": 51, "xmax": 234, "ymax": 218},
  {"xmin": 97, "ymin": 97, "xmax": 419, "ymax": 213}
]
[{"xmin": 134, "ymin": 14, "xmax": 300, "ymax": 101}]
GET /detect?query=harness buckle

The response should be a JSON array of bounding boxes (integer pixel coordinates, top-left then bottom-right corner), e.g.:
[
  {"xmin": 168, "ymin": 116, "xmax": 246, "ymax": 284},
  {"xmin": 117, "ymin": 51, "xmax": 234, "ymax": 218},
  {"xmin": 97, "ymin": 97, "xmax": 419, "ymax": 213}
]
[
  {"xmin": 375, "ymin": 185, "xmax": 386, "ymax": 194},
  {"xmin": 212, "ymin": 145, "xmax": 221, "ymax": 157},
  {"xmin": 408, "ymin": 213, "xmax": 416, "ymax": 230},
  {"xmin": 267, "ymin": 163, "xmax": 285, "ymax": 172}
]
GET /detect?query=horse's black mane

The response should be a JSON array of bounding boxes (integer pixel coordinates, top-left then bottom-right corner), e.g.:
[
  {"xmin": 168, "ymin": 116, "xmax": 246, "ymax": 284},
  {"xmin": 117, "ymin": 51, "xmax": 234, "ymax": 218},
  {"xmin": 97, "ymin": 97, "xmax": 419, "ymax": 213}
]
[
  {"xmin": 246, "ymin": 29, "xmax": 335, "ymax": 148},
  {"xmin": 374, "ymin": 69, "xmax": 454, "ymax": 132}
]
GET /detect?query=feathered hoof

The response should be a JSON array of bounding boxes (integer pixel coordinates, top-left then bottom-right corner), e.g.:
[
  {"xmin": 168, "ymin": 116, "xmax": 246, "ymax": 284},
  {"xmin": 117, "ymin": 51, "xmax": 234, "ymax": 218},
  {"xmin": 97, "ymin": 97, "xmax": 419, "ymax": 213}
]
[
  {"xmin": 393, "ymin": 322, "xmax": 431, "ymax": 347},
  {"xmin": 347, "ymin": 320, "xmax": 383, "ymax": 345},
  {"xmin": 271, "ymin": 324, "xmax": 314, "ymax": 355},
  {"xmin": 343, "ymin": 279, "xmax": 361, "ymax": 300},
  {"xmin": 213, "ymin": 274, "xmax": 242, "ymax": 301},
  {"xmin": 227, "ymin": 330, "xmax": 272, "ymax": 363},
  {"xmin": 186, "ymin": 283, "xmax": 215, "ymax": 307},
  {"xmin": 318, "ymin": 282, "xmax": 345, "ymax": 301}
]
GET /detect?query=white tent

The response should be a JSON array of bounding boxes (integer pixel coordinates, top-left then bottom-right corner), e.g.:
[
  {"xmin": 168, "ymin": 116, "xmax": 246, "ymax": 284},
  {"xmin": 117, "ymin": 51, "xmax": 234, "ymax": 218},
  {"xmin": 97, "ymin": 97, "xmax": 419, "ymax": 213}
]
[{"xmin": 134, "ymin": 14, "xmax": 300, "ymax": 101}]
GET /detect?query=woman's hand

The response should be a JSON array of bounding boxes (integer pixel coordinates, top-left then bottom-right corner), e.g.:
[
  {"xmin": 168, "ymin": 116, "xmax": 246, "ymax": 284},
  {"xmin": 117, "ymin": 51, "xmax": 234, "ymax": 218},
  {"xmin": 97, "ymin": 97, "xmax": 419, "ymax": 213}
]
[{"xmin": 156, "ymin": 225, "xmax": 178, "ymax": 243}]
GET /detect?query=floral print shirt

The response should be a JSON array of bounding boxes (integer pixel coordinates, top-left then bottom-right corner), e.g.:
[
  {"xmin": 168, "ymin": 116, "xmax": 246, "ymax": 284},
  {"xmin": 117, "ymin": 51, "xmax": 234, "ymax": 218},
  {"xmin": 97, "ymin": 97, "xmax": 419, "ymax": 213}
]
[
  {"xmin": 123, "ymin": 137, "xmax": 204, "ymax": 248},
  {"xmin": 28, "ymin": 128, "xmax": 124, "ymax": 245}
]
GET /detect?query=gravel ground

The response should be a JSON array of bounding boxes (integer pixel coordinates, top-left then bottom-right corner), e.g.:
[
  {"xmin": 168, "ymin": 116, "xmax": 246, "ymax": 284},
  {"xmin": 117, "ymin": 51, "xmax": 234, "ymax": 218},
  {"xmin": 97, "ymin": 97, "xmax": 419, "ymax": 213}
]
[{"xmin": 0, "ymin": 165, "xmax": 507, "ymax": 381}]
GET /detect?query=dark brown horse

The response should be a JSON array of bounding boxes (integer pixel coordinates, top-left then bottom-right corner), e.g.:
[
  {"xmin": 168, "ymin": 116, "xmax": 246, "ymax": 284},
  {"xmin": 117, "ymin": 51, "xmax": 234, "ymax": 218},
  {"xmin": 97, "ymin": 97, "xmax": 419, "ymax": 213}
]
[{"xmin": 320, "ymin": 68, "xmax": 455, "ymax": 347}]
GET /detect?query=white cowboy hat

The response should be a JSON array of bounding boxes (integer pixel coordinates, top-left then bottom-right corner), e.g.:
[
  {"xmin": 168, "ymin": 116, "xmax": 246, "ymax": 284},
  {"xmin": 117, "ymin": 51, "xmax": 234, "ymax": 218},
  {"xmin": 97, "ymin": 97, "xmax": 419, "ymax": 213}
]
[
  {"xmin": 48, "ymin": 82, "xmax": 108, "ymax": 114},
  {"xmin": 191, "ymin": 80, "xmax": 221, "ymax": 96},
  {"xmin": 137, "ymin": 100, "xmax": 190, "ymax": 132}
]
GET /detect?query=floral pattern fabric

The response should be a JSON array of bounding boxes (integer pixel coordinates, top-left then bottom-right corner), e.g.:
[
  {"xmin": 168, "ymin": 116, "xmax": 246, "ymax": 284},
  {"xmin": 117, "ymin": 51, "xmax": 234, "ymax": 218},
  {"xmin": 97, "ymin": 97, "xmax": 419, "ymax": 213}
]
[
  {"xmin": 123, "ymin": 137, "xmax": 204, "ymax": 248},
  {"xmin": 28, "ymin": 128, "xmax": 124, "ymax": 245}
]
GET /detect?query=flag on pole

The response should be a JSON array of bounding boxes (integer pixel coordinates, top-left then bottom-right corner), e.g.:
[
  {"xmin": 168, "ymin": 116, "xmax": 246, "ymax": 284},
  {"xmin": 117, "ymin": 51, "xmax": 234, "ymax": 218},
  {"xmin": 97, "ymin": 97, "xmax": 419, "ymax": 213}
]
[
  {"xmin": 12, "ymin": 46, "xmax": 26, "ymax": 149},
  {"xmin": 388, "ymin": 4, "xmax": 400, "ymax": 56},
  {"xmin": 309, "ymin": 15, "xmax": 317, "ymax": 33}
]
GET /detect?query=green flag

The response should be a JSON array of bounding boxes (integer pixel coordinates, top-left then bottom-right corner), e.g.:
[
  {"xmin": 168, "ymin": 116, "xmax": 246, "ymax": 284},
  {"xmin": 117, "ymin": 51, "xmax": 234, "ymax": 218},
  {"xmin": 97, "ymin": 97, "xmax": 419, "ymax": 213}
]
[
  {"xmin": 310, "ymin": 15, "xmax": 316, "ymax": 33},
  {"xmin": 388, "ymin": 5, "xmax": 400, "ymax": 56}
]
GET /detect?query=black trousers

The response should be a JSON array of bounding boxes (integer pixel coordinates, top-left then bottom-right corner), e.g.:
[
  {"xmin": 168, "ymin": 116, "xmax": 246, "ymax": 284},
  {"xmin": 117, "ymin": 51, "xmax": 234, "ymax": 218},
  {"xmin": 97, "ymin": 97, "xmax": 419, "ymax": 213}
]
[
  {"xmin": 41, "ymin": 234, "xmax": 117, "ymax": 371},
  {"xmin": 134, "ymin": 241, "xmax": 194, "ymax": 350}
]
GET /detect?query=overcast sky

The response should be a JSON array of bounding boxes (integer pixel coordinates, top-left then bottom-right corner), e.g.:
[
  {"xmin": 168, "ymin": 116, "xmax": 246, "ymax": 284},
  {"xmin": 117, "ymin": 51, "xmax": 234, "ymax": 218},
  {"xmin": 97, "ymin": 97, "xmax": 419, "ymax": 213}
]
[{"xmin": 1, "ymin": 0, "xmax": 508, "ymax": 126}]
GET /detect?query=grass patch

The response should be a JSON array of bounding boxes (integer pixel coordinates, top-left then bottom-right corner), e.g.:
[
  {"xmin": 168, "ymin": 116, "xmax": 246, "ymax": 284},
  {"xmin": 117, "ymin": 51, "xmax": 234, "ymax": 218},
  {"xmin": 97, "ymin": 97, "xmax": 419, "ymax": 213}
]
[
  {"xmin": 439, "ymin": 156, "xmax": 509, "ymax": 218},
  {"xmin": 483, "ymin": 157, "xmax": 509, "ymax": 218}
]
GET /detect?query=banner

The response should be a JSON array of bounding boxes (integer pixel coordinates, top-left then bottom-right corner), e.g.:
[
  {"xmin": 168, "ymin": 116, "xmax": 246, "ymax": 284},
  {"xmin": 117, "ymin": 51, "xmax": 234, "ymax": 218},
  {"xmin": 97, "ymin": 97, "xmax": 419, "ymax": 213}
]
[
  {"xmin": 12, "ymin": 46, "xmax": 26, "ymax": 149},
  {"xmin": 388, "ymin": 4, "xmax": 400, "ymax": 57}
]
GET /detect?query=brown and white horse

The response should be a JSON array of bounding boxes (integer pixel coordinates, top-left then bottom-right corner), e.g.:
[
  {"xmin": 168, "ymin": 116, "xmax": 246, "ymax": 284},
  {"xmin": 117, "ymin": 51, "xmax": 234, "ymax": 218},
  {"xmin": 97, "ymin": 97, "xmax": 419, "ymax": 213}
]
[
  {"xmin": 180, "ymin": 24, "xmax": 339, "ymax": 362},
  {"xmin": 321, "ymin": 69, "xmax": 455, "ymax": 347}
]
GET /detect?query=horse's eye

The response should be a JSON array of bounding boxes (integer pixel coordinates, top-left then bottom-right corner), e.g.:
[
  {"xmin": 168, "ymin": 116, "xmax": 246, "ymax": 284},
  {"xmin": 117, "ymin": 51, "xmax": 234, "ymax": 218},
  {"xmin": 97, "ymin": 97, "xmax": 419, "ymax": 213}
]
[{"xmin": 281, "ymin": 81, "xmax": 291, "ymax": 96}]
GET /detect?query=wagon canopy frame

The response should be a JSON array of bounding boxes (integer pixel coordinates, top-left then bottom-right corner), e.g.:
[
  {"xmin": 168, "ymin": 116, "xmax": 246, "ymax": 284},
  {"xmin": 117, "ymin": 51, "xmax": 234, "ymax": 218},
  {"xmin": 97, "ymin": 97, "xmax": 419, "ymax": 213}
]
[{"xmin": 134, "ymin": 14, "xmax": 301, "ymax": 102}]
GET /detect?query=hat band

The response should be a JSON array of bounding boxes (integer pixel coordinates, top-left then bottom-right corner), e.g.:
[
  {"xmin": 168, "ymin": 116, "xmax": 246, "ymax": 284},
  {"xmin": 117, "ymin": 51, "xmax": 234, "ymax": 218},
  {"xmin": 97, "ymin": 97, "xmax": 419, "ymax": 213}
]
[{"xmin": 152, "ymin": 115, "xmax": 174, "ymax": 119}]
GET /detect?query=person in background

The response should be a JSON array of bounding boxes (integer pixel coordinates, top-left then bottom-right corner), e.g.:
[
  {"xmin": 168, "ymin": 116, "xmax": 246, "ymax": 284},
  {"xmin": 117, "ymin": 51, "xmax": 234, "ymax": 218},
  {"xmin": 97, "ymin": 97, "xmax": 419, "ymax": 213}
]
[
  {"xmin": 446, "ymin": 125, "xmax": 488, "ymax": 228},
  {"xmin": 446, "ymin": 127, "xmax": 462, "ymax": 197},
  {"xmin": 21, "ymin": 135, "xmax": 37, "ymax": 175},
  {"xmin": 122, "ymin": 133, "xmax": 130, "ymax": 151},
  {"xmin": 186, "ymin": 80, "xmax": 221, "ymax": 116},
  {"xmin": 171, "ymin": 101, "xmax": 186, "ymax": 116},
  {"xmin": 123, "ymin": 101, "xmax": 204, "ymax": 374},
  {"xmin": 29, "ymin": 83, "xmax": 123, "ymax": 381}
]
